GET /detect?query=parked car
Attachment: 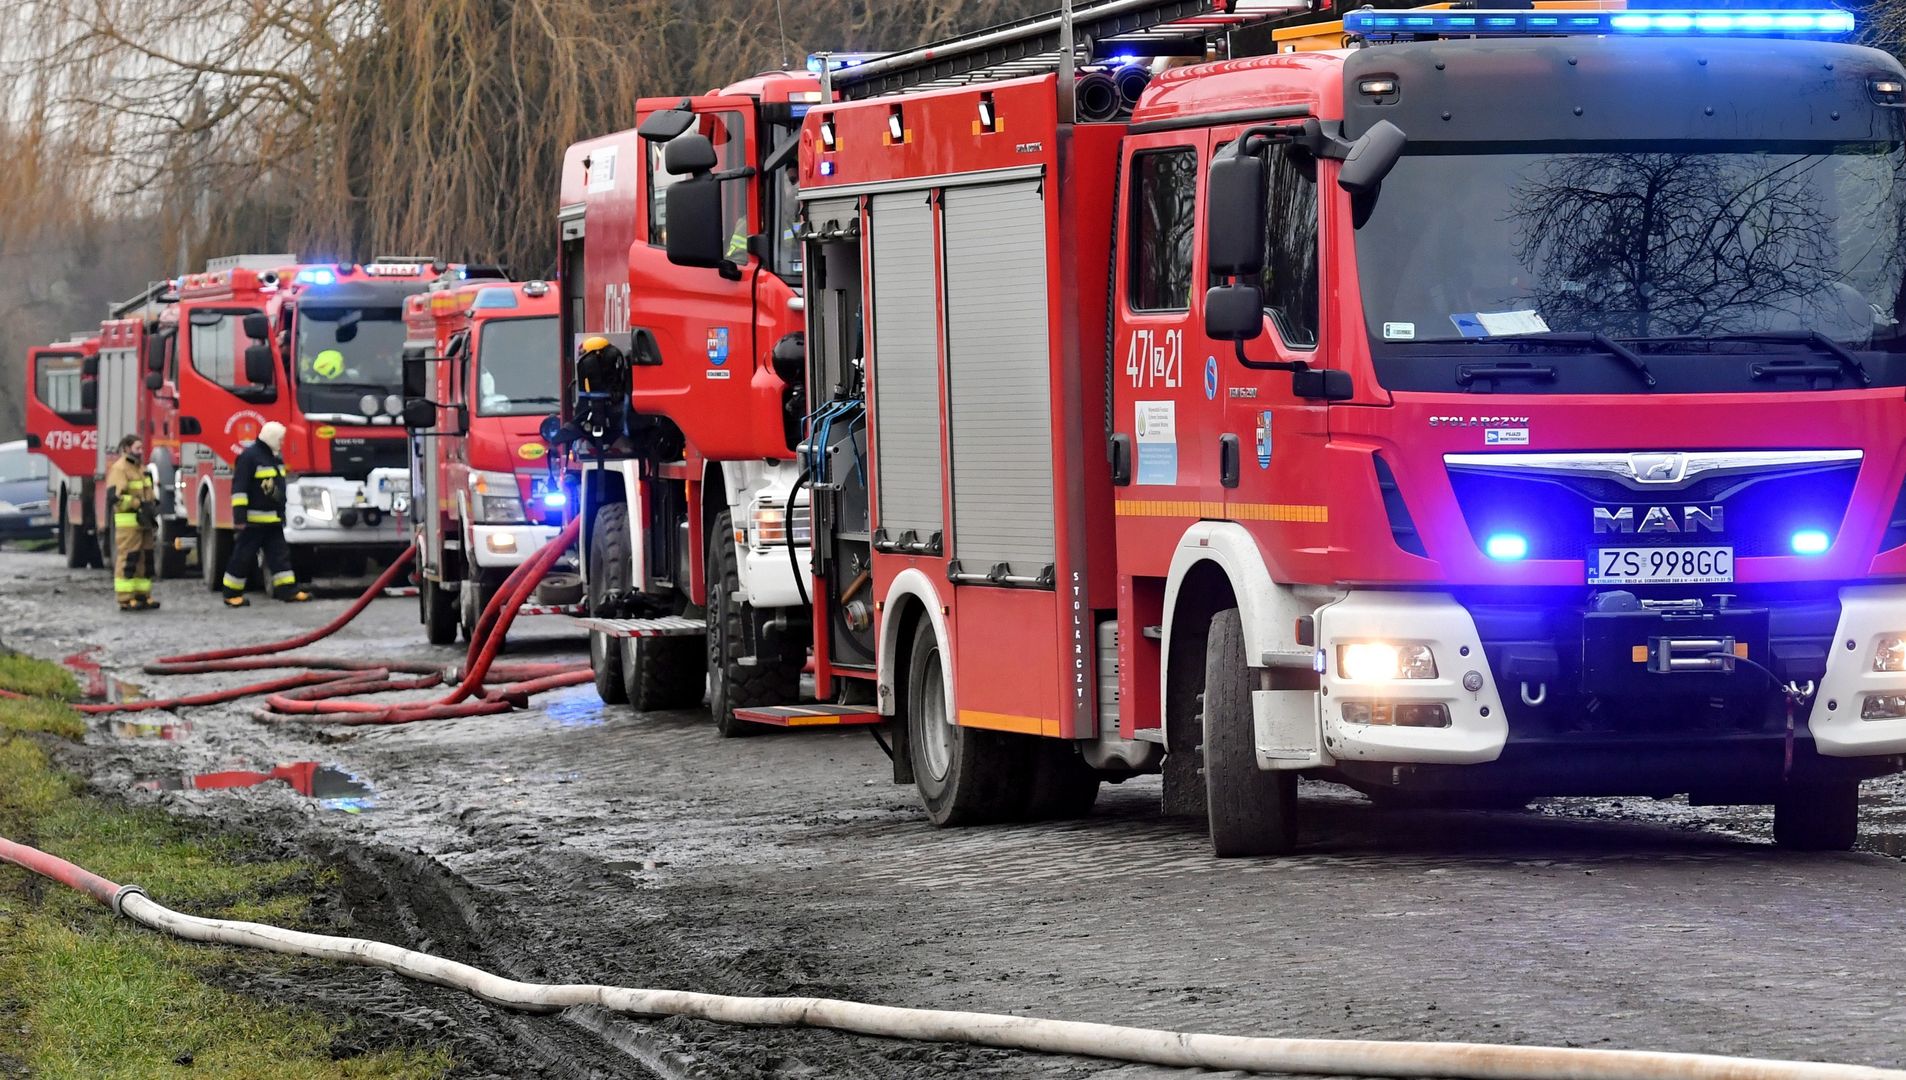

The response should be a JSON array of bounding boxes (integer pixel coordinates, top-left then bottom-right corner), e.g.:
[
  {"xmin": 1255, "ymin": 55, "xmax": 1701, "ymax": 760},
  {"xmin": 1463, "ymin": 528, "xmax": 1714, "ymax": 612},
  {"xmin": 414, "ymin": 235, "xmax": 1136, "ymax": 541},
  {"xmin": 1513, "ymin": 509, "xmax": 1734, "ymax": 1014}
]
[{"xmin": 0, "ymin": 439, "xmax": 55, "ymax": 543}]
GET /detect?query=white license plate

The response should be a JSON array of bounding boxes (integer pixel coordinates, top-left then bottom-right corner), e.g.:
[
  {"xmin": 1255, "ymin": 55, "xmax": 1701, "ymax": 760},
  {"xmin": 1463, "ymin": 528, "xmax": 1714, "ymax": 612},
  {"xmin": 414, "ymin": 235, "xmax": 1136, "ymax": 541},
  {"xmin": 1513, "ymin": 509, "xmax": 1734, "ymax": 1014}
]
[
  {"xmin": 27, "ymin": 516, "xmax": 51, "ymax": 527},
  {"xmin": 1590, "ymin": 546, "xmax": 1734, "ymax": 585}
]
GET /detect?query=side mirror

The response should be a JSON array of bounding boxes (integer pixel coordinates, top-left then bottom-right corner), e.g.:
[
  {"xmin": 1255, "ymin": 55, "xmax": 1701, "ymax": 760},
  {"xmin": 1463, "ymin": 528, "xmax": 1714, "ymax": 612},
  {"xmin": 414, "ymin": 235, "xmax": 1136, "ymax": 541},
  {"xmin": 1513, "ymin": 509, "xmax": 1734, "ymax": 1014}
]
[
  {"xmin": 144, "ymin": 371, "xmax": 163, "ymax": 393},
  {"xmin": 24, "ymin": 434, "xmax": 40, "ymax": 450},
  {"xmin": 401, "ymin": 352, "xmax": 428, "ymax": 399},
  {"xmin": 243, "ymin": 343, "xmax": 276, "ymax": 386},
  {"xmin": 145, "ymin": 347, "xmax": 164, "ymax": 373},
  {"xmin": 1205, "ymin": 284, "xmax": 1265, "ymax": 343},
  {"xmin": 242, "ymin": 312, "xmax": 271, "ymax": 341},
  {"xmin": 402, "ymin": 398, "xmax": 436, "ymax": 430},
  {"xmin": 538, "ymin": 414, "xmax": 563, "ymax": 444},
  {"xmin": 81, "ymin": 381, "xmax": 98, "ymax": 411},
  {"xmin": 664, "ymin": 132, "xmax": 718, "ymax": 176},
  {"xmin": 665, "ymin": 176, "xmax": 729, "ymax": 270},
  {"xmin": 81, "ymin": 355, "xmax": 99, "ymax": 378},
  {"xmin": 1338, "ymin": 120, "xmax": 1406, "ymax": 197},
  {"xmin": 1206, "ymin": 151, "xmax": 1267, "ymax": 278},
  {"xmin": 638, "ymin": 109, "xmax": 696, "ymax": 143}
]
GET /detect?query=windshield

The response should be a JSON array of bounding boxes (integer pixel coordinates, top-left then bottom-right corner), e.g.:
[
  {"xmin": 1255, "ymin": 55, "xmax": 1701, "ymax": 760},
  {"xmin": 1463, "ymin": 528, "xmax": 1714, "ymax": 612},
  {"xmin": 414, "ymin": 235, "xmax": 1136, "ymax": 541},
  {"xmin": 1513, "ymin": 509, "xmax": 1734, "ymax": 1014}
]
[
  {"xmin": 475, "ymin": 317, "xmax": 561, "ymax": 417},
  {"xmin": 33, "ymin": 352, "xmax": 87, "ymax": 419},
  {"xmin": 295, "ymin": 306, "xmax": 407, "ymax": 415},
  {"xmin": 1356, "ymin": 142, "xmax": 1906, "ymax": 348}
]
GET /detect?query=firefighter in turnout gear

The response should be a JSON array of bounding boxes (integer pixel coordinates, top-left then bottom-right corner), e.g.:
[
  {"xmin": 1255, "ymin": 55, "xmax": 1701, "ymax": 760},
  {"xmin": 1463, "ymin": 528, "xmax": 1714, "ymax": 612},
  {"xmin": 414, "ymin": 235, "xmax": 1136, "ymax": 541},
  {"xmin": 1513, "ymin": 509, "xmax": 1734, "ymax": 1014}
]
[
  {"xmin": 103, "ymin": 434, "xmax": 160, "ymax": 611},
  {"xmin": 222, "ymin": 421, "xmax": 313, "ymax": 607}
]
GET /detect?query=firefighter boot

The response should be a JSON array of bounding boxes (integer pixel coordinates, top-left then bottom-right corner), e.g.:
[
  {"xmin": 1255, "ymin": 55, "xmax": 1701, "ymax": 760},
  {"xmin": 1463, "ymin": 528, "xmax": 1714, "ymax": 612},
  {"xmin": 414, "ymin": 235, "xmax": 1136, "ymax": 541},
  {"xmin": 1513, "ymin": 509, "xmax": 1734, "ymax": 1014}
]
[
  {"xmin": 135, "ymin": 595, "xmax": 161, "ymax": 610},
  {"xmin": 274, "ymin": 584, "xmax": 313, "ymax": 603}
]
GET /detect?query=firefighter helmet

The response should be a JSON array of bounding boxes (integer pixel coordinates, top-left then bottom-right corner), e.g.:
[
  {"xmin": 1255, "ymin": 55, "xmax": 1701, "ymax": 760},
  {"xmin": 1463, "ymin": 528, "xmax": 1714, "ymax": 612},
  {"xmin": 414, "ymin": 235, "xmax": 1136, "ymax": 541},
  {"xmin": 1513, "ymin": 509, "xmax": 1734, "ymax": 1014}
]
[{"xmin": 312, "ymin": 349, "xmax": 346, "ymax": 379}]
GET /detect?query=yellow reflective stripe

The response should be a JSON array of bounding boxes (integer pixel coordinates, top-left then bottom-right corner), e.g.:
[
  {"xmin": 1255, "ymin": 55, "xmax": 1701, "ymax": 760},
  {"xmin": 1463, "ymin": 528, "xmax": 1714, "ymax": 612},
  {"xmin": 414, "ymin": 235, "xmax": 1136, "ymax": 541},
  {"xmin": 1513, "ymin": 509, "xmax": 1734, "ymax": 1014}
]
[
  {"xmin": 126, "ymin": 579, "xmax": 151, "ymax": 591},
  {"xmin": 222, "ymin": 574, "xmax": 248, "ymax": 590},
  {"xmin": 248, "ymin": 513, "xmax": 282, "ymax": 523},
  {"xmin": 254, "ymin": 467, "xmax": 283, "ymax": 478},
  {"xmin": 230, "ymin": 494, "xmax": 249, "ymax": 505},
  {"xmin": 113, "ymin": 578, "xmax": 137, "ymax": 593},
  {"xmin": 270, "ymin": 572, "xmax": 297, "ymax": 586},
  {"xmin": 113, "ymin": 513, "xmax": 140, "ymax": 527}
]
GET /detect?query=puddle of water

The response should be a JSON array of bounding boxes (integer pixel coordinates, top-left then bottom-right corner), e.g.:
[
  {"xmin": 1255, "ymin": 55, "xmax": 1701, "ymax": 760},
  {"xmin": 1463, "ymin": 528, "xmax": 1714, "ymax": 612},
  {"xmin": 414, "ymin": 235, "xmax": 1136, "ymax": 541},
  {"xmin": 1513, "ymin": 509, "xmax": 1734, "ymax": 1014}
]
[
  {"xmin": 110, "ymin": 717, "xmax": 195, "ymax": 740},
  {"xmin": 133, "ymin": 762, "xmax": 376, "ymax": 813},
  {"xmin": 62, "ymin": 648, "xmax": 105, "ymax": 698},
  {"xmin": 545, "ymin": 694, "xmax": 608, "ymax": 728},
  {"xmin": 105, "ymin": 678, "xmax": 147, "ymax": 704}
]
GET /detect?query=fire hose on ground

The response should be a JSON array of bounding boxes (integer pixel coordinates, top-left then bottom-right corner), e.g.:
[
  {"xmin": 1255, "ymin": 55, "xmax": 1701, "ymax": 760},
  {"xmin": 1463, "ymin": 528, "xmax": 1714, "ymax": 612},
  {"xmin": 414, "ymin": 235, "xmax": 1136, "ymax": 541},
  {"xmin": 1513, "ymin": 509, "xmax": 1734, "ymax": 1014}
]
[
  {"xmin": 66, "ymin": 516, "xmax": 591, "ymax": 725},
  {"xmin": 0, "ymin": 835, "xmax": 1895, "ymax": 1080}
]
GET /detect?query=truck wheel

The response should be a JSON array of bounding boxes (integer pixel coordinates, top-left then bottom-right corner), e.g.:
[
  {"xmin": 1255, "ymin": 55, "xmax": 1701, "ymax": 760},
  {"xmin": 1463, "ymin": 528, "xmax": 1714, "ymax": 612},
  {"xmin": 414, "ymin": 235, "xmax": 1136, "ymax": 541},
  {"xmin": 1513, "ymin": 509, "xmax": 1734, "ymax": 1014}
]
[
  {"xmin": 706, "ymin": 510, "xmax": 800, "ymax": 738},
  {"xmin": 56, "ymin": 505, "xmax": 68, "ymax": 557},
  {"xmin": 199, "ymin": 501, "xmax": 233, "ymax": 592},
  {"xmin": 904, "ymin": 618, "xmax": 1025, "ymax": 825},
  {"xmin": 421, "ymin": 577, "xmax": 457, "ymax": 646},
  {"xmin": 1022, "ymin": 740, "xmax": 1102, "ymax": 821},
  {"xmin": 61, "ymin": 511, "xmax": 88, "ymax": 569},
  {"xmin": 621, "ymin": 634, "xmax": 705, "ymax": 711},
  {"xmin": 1202, "ymin": 608, "xmax": 1297, "ymax": 857},
  {"xmin": 155, "ymin": 517, "xmax": 189, "ymax": 580},
  {"xmin": 458, "ymin": 570, "xmax": 499, "ymax": 643},
  {"xmin": 586, "ymin": 502, "xmax": 630, "ymax": 706},
  {"xmin": 1773, "ymin": 780, "xmax": 1860, "ymax": 851}
]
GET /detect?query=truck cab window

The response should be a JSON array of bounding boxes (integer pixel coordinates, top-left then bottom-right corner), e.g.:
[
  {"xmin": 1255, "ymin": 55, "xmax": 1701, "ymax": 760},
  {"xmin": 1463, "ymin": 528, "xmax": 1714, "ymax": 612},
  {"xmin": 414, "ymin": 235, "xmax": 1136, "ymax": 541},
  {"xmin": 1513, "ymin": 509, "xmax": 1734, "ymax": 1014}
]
[
  {"xmin": 189, "ymin": 310, "xmax": 271, "ymax": 396},
  {"xmin": 476, "ymin": 317, "xmax": 561, "ymax": 417},
  {"xmin": 34, "ymin": 354, "xmax": 86, "ymax": 418},
  {"xmin": 1260, "ymin": 147, "xmax": 1320, "ymax": 349},
  {"xmin": 1128, "ymin": 148, "xmax": 1198, "ymax": 312}
]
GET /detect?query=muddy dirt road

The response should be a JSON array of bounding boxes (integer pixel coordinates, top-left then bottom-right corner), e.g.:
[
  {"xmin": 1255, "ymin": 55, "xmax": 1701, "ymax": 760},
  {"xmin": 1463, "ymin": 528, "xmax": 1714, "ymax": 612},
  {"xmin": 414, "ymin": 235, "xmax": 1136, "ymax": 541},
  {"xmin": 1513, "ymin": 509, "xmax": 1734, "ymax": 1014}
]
[{"xmin": 6, "ymin": 547, "xmax": 1906, "ymax": 1079}]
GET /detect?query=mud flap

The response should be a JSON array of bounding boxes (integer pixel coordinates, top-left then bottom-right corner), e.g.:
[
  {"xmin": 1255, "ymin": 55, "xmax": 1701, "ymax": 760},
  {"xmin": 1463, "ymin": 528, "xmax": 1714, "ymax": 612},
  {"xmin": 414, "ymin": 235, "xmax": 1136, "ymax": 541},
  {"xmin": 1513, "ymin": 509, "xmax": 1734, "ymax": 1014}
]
[
  {"xmin": 1253, "ymin": 689, "xmax": 1328, "ymax": 770},
  {"xmin": 890, "ymin": 717, "xmax": 914, "ymax": 786}
]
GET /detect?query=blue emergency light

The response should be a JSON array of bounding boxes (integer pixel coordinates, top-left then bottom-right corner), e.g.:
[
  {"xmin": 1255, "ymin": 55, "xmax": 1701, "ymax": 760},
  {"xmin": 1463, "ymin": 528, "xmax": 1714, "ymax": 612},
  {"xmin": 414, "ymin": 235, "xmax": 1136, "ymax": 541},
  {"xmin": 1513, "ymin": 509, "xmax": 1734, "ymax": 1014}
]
[
  {"xmin": 807, "ymin": 52, "xmax": 882, "ymax": 73},
  {"xmin": 472, "ymin": 288, "xmax": 519, "ymax": 310},
  {"xmin": 542, "ymin": 492, "xmax": 567, "ymax": 509},
  {"xmin": 1344, "ymin": 7, "xmax": 1854, "ymax": 38},
  {"xmin": 294, "ymin": 268, "xmax": 337, "ymax": 286}
]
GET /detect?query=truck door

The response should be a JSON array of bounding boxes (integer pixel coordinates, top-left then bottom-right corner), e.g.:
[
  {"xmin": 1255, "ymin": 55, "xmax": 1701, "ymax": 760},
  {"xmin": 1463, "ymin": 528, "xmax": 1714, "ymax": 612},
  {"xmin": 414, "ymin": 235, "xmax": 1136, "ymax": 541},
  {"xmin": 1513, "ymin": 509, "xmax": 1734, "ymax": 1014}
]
[
  {"xmin": 24, "ymin": 347, "xmax": 96, "ymax": 480},
  {"xmin": 177, "ymin": 309, "xmax": 284, "ymax": 525},
  {"xmin": 1204, "ymin": 126, "xmax": 1333, "ymax": 555},
  {"xmin": 629, "ymin": 95, "xmax": 785, "ymax": 461},
  {"xmin": 1110, "ymin": 132, "xmax": 1209, "ymax": 579}
]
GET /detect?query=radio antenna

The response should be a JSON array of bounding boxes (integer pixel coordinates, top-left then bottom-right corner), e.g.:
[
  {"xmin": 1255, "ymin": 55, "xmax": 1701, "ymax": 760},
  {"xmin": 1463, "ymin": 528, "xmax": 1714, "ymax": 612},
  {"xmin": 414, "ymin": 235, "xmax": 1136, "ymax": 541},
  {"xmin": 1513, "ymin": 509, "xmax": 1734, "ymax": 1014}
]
[{"xmin": 776, "ymin": 0, "xmax": 793, "ymax": 70}]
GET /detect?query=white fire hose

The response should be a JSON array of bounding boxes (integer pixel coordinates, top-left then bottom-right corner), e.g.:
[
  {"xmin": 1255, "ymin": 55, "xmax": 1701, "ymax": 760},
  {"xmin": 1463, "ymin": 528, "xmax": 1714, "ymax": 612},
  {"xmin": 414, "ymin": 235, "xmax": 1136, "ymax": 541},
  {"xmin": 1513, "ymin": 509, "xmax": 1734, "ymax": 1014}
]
[{"xmin": 112, "ymin": 883, "xmax": 1901, "ymax": 1080}]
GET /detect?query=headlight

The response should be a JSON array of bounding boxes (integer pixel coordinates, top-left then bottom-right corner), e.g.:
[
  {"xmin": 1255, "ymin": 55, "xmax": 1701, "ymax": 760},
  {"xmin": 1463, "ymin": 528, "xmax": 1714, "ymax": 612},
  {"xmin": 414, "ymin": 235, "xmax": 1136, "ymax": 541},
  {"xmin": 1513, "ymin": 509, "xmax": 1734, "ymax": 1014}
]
[
  {"xmin": 749, "ymin": 499, "xmax": 810, "ymax": 549},
  {"xmin": 470, "ymin": 472, "xmax": 525, "ymax": 525},
  {"xmin": 300, "ymin": 487, "xmax": 335, "ymax": 519},
  {"xmin": 1340, "ymin": 702, "xmax": 1452, "ymax": 728},
  {"xmin": 0, "ymin": 501, "xmax": 17, "ymax": 515},
  {"xmin": 1337, "ymin": 642, "xmax": 1437, "ymax": 681},
  {"xmin": 1875, "ymin": 636, "xmax": 1906, "ymax": 673},
  {"xmin": 1863, "ymin": 694, "xmax": 1906, "ymax": 720}
]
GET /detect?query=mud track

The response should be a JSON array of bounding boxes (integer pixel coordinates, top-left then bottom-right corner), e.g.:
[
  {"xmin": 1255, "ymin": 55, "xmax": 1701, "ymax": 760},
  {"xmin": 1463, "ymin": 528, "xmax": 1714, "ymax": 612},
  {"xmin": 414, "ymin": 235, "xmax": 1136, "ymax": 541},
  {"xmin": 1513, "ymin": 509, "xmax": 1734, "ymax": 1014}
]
[{"xmin": 8, "ymin": 549, "xmax": 1906, "ymax": 1079}]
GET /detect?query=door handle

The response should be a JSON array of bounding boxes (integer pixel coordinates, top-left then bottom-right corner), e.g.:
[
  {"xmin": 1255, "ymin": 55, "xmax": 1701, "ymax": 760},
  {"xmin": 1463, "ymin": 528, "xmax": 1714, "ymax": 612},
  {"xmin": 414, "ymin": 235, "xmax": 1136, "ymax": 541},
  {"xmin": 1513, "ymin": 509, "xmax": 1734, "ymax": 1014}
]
[
  {"xmin": 1109, "ymin": 434, "xmax": 1132, "ymax": 486},
  {"xmin": 1219, "ymin": 434, "xmax": 1240, "ymax": 489}
]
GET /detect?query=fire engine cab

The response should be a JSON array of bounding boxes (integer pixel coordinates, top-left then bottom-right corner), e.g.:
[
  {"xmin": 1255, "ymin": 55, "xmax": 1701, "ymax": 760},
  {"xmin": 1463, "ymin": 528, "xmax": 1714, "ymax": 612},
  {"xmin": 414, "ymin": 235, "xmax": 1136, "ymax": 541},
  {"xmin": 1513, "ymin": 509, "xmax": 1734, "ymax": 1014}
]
[
  {"xmin": 24, "ymin": 334, "xmax": 100, "ymax": 567},
  {"xmin": 555, "ymin": 69, "xmax": 823, "ymax": 726},
  {"xmin": 400, "ymin": 277, "xmax": 571, "ymax": 643},
  {"xmin": 660, "ymin": 0, "xmax": 1906, "ymax": 853}
]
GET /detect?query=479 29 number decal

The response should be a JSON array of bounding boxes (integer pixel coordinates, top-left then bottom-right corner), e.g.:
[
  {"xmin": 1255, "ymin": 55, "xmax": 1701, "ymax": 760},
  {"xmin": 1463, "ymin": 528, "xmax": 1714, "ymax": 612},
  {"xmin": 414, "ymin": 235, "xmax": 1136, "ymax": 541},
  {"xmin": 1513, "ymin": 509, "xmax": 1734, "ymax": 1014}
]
[{"xmin": 1125, "ymin": 328, "xmax": 1183, "ymax": 390}]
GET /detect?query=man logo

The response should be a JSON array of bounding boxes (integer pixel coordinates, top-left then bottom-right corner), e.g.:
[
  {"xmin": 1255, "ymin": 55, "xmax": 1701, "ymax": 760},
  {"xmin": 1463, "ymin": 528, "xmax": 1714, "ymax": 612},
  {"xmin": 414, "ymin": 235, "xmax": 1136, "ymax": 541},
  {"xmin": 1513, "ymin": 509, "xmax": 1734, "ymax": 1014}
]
[{"xmin": 1594, "ymin": 505, "xmax": 1725, "ymax": 534}]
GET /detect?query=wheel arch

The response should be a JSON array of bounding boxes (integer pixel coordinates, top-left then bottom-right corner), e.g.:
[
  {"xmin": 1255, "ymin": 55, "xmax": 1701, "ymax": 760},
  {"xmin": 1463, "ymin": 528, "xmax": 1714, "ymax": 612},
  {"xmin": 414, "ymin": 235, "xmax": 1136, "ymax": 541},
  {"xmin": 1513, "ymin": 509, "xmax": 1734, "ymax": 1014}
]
[{"xmin": 877, "ymin": 568, "xmax": 955, "ymax": 723}]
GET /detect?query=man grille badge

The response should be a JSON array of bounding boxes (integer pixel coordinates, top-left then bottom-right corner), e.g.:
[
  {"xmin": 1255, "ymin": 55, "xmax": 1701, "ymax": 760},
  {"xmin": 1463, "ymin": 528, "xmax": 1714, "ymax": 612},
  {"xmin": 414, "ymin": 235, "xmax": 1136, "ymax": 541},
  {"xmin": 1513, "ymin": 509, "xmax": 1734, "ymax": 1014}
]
[{"xmin": 1629, "ymin": 452, "xmax": 1687, "ymax": 484}]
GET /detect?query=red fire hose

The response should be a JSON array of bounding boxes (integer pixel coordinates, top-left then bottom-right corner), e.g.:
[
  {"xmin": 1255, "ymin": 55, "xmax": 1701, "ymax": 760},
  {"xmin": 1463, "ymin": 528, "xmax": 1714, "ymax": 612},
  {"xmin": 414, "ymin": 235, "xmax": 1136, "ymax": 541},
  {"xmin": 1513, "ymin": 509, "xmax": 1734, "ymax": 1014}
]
[{"xmin": 68, "ymin": 518, "xmax": 590, "ymax": 726}]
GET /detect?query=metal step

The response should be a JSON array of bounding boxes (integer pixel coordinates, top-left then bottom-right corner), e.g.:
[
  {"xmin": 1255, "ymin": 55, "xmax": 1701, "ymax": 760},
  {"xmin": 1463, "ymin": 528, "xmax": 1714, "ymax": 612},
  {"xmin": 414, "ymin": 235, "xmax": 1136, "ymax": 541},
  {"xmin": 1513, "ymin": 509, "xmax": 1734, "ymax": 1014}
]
[
  {"xmin": 731, "ymin": 704, "xmax": 884, "ymax": 727},
  {"xmin": 572, "ymin": 615, "xmax": 708, "ymax": 639},
  {"xmin": 518, "ymin": 603, "xmax": 585, "ymax": 617}
]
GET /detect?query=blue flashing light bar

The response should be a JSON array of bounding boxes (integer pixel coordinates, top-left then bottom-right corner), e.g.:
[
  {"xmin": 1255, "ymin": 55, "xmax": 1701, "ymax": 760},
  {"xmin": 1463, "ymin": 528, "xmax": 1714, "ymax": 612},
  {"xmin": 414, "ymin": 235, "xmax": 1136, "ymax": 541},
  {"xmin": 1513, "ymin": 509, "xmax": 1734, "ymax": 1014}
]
[
  {"xmin": 294, "ymin": 268, "xmax": 337, "ymax": 286},
  {"xmin": 472, "ymin": 288, "xmax": 520, "ymax": 310},
  {"xmin": 542, "ymin": 492, "xmax": 568, "ymax": 509},
  {"xmin": 1345, "ymin": 7, "xmax": 1855, "ymax": 39},
  {"xmin": 806, "ymin": 52, "xmax": 883, "ymax": 73}
]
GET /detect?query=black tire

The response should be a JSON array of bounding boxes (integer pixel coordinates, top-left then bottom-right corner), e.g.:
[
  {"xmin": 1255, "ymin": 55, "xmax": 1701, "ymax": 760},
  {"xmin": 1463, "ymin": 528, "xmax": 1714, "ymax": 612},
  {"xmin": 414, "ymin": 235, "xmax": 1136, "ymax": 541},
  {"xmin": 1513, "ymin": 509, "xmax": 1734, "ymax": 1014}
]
[
  {"xmin": 1202, "ymin": 608, "xmax": 1298, "ymax": 857},
  {"xmin": 1022, "ymin": 741, "xmax": 1102, "ymax": 821},
  {"xmin": 621, "ymin": 634, "xmax": 705, "ymax": 711},
  {"xmin": 904, "ymin": 618, "xmax": 1027, "ymax": 826},
  {"xmin": 1773, "ymin": 780, "xmax": 1860, "ymax": 851},
  {"xmin": 706, "ymin": 510, "xmax": 800, "ymax": 737},
  {"xmin": 587, "ymin": 502, "xmax": 630, "ymax": 706},
  {"xmin": 459, "ymin": 568, "xmax": 499, "ymax": 643},
  {"xmin": 62, "ymin": 509, "xmax": 89, "ymax": 569},
  {"xmin": 200, "ymin": 501, "xmax": 234, "ymax": 592},
  {"xmin": 421, "ymin": 576, "xmax": 458, "ymax": 645},
  {"xmin": 56, "ymin": 504, "xmax": 68, "ymax": 557},
  {"xmin": 156, "ymin": 516, "xmax": 189, "ymax": 580}
]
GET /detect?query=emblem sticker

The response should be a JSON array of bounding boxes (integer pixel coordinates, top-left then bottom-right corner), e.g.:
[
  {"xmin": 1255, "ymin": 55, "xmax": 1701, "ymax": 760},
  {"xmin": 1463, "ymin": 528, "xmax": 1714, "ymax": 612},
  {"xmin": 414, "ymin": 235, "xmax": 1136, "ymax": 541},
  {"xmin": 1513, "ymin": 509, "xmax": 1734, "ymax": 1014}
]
[
  {"xmin": 1255, "ymin": 411, "xmax": 1273, "ymax": 468},
  {"xmin": 707, "ymin": 327, "xmax": 731, "ymax": 366},
  {"xmin": 1134, "ymin": 401, "xmax": 1178, "ymax": 486},
  {"xmin": 1203, "ymin": 355, "xmax": 1219, "ymax": 401},
  {"xmin": 315, "ymin": 424, "xmax": 337, "ymax": 440},
  {"xmin": 518, "ymin": 443, "xmax": 547, "ymax": 461}
]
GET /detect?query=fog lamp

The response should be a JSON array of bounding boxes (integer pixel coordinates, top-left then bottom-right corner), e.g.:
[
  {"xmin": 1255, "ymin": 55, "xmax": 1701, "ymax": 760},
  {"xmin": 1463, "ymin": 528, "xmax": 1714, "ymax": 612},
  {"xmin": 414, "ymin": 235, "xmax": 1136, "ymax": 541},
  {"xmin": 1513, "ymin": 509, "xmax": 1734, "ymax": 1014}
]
[
  {"xmin": 1340, "ymin": 702, "xmax": 1452, "ymax": 728},
  {"xmin": 1338, "ymin": 642, "xmax": 1437, "ymax": 681},
  {"xmin": 1875, "ymin": 636, "xmax": 1906, "ymax": 673},
  {"xmin": 486, "ymin": 533, "xmax": 518, "ymax": 555}
]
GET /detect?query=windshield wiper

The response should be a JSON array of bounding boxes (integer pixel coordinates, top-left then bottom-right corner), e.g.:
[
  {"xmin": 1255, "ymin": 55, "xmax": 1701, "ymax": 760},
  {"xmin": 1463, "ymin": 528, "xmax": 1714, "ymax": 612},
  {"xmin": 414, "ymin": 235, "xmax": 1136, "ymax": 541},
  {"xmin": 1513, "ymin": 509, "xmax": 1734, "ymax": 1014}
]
[
  {"xmin": 1712, "ymin": 331, "xmax": 1873, "ymax": 387},
  {"xmin": 1465, "ymin": 331, "xmax": 1657, "ymax": 388}
]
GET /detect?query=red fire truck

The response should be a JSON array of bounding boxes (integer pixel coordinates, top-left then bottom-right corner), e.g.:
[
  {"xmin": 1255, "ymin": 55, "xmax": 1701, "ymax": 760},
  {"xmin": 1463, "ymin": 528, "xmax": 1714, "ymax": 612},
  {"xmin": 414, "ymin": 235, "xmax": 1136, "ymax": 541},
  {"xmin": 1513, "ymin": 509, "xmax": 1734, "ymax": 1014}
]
[
  {"xmin": 158, "ymin": 256, "xmax": 461, "ymax": 589},
  {"xmin": 400, "ymin": 277, "xmax": 572, "ymax": 643},
  {"xmin": 554, "ymin": 69, "xmax": 827, "ymax": 726},
  {"xmin": 24, "ymin": 334, "xmax": 101, "ymax": 566},
  {"xmin": 646, "ymin": 0, "xmax": 1906, "ymax": 852}
]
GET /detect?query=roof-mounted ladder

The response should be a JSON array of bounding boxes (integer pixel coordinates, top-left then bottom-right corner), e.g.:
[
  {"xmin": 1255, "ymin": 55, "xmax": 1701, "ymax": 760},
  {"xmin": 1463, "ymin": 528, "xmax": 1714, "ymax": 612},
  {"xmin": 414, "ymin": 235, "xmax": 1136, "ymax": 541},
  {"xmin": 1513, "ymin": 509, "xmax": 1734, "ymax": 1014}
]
[{"xmin": 821, "ymin": 0, "xmax": 1307, "ymax": 103}]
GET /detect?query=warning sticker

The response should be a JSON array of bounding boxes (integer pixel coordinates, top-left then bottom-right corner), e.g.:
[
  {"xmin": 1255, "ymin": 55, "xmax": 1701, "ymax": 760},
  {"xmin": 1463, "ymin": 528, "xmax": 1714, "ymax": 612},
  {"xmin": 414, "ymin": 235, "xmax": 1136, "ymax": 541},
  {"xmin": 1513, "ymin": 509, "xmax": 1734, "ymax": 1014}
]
[{"xmin": 1135, "ymin": 401, "xmax": 1178, "ymax": 486}]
